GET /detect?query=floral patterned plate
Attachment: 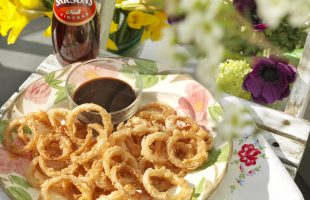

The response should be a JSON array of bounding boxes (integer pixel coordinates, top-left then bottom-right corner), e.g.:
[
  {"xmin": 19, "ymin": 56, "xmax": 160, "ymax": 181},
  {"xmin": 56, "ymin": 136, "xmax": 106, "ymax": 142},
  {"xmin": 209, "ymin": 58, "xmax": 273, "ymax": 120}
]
[{"xmin": 0, "ymin": 58, "xmax": 232, "ymax": 200}]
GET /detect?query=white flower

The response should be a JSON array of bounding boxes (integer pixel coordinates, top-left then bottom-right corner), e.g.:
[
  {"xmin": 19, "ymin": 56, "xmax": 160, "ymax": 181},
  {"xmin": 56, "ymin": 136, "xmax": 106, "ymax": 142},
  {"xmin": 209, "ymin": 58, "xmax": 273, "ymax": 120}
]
[
  {"xmin": 288, "ymin": 0, "xmax": 310, "ymax": 26},
  {"xmin": 217, "ymin": 100, "xmax": 257, "ymax": 140},
  {"xmin": 256, "ymin": 0, "xmax": 289, "ymax": 28},
  {"xmin": 257, "ymin": 0, "xmax": 310, "ymax": 27}
]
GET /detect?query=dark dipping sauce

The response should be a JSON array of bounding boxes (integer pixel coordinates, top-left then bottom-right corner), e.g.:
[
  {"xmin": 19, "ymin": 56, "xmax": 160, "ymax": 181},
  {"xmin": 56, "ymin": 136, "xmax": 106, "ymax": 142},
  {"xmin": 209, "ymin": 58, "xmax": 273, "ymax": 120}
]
[{"xmin": 73, "ymin": 77, "xmax": 136, "ymax": 112}]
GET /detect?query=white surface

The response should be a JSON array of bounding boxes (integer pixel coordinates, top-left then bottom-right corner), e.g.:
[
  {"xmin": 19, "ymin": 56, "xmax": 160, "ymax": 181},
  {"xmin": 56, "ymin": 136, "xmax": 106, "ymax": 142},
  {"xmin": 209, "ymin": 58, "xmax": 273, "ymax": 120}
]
[{"xmin": 211, "ymin": 134, "xmax": 304, "ymax": 200}]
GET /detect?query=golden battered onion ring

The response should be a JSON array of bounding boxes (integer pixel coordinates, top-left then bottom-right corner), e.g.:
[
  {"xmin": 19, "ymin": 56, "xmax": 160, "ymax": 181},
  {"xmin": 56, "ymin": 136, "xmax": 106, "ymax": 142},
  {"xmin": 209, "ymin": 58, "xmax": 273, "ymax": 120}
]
[
  {"xmin": 25, "ymin": 110, "xmax": 52, "ymax": 129},
  {"xmin": 38, "ymin": 156, "xmax": 78, "ymax": 177},
  {"xmin": 107, "ymin": 128, "xmax": 132, "ymax": 150},
  {"xmin": 66, "ymin": 103, "xmax": 112, "ymax": 144},
  {"xmin": 71, "ymin": 124, "xmax": 108, "ymax": 164},
  {"xmin": 141, "ymin": 132, "xmax": 169, "ymax": 163},
  {"xmin": 47, "ymin": 108, "xmax": 70, "ymax": 132},
  {"xmin": 167, "ymin": 131, "xmax": 208, "ymax": 170},
  {"xmin": 165, "ymin": 115, "xmax": 199, "ymax": 133},
  {"xmin": 3, "ymin": 118, "xmax": 39, "ymax": 155},
  {"xmin": 109, "ymin": 128, "xmax": 141, "ymax": 157},
  {"xmin": 123, "ymin": 116, "xmax": 149, "ymax": 129},
  {"xmin": 89, "ymin": 166, "xmax": 114, "ymax": 192},
  {"xmin": 110, "ymin": 164, "xmax": 142, "ymax": 195},
  {"xmin": 136, "ymin": 102, "xmax": 176, "ymax": 119},
  {"xmin": 103, "ymin": 146, "xmax": 138, "ymax": 177},
  {"xmin": 138, "ymin": 158, "xmax": 154, "ymax": 173},
  {"xmin": 196, "ymin": 128, "xmax": 214, "ymax": 151},
  {"xmin": 25, "ymin": 156, "xmax": 49, "ymax": 188},
  {"xmin": 96, "ymin": 191, "xmax": 124, "ymax": 200},
  {"xmin": 142, "ymin": 167, "xmax": 192, "ymax": 200},
  {"xmin": 148, "ymin": 115, "xmax": 166, "ymax": 132},
  {"xmin": 37, "ymin": 133, "xmax": 72, "ymax": 161},
  {"xmin": 40, "ymin": 175, "xmax": 92, "ymax": 200}
]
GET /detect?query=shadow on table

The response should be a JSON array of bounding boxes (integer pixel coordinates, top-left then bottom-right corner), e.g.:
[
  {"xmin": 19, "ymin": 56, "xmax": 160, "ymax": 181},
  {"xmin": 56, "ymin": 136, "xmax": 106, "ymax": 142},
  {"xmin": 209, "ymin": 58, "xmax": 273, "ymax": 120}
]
[
  {"xmin": 0, "ymin": 63, "xmax": 31, "ymax": 106},
  {"xmin": 1, "ymin": 39, "xmax": 51, "ymax": 57}
]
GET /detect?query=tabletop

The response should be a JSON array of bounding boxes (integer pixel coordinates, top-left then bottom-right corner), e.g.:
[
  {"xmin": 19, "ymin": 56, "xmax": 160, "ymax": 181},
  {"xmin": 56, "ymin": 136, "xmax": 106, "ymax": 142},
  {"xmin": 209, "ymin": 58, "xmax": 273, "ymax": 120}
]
[{"xmin": 0, "ymin": 49, "xmax": 309, "ymax": 199}]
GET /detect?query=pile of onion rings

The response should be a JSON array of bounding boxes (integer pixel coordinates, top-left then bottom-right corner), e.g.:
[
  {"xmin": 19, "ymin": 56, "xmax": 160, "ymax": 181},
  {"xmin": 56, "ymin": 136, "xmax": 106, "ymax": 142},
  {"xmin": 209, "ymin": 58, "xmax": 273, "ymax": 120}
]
[{"xmin": 4, "ymin": 102, "xmax": 213, "ymax": 200}]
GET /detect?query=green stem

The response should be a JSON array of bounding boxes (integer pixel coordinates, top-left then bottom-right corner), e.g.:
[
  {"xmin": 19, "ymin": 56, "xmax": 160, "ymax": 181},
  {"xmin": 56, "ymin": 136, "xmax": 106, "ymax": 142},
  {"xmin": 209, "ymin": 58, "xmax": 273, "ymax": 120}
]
[
  {"xmin": 117, "ymin": 18, "xmax": 128, "ymax": 45},
  {"xmin": 111, "ymin": 10, "xmax": 121, "ymax": 44}
]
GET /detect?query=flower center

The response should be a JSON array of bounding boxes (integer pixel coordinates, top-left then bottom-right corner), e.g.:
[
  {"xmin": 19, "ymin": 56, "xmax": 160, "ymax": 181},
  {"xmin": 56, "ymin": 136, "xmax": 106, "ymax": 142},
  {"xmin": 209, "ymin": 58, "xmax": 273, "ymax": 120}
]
[
  {"xmin": 260, "ymin": 67, "xmax": 279, "ymax": 82},
  {"xmin": 194, "ymin": 101, "xmax": 204, "ymax": 112}
]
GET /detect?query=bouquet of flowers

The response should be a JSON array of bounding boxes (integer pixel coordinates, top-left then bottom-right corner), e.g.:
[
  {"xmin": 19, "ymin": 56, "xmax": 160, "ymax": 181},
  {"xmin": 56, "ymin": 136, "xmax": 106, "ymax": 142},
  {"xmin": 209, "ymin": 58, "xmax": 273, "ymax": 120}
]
[
  {"xmin": 106, "ymin": 0, "xmax": 167, "ymax": 56},
  {"xmin": 1, "ymin": 0, "xmax": 309, "ymax": 106},
  {"xmin": 0, "ymin": 0, "xmax": 53, "ymax": 44},
  {"xmin": 0, "ymin": 0, "xmax": 167, "ymax": 57}
]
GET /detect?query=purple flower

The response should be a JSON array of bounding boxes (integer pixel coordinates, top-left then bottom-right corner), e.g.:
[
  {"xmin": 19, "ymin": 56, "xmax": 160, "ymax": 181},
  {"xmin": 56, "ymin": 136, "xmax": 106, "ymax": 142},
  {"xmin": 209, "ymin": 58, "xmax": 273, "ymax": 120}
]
[
  {"xmin": 233, "ymin": 0, "xmax": 268, "ymax": 31},
  {"xmin": 243, "ymin": 57, "xmax": 297, "ymax": 104}
]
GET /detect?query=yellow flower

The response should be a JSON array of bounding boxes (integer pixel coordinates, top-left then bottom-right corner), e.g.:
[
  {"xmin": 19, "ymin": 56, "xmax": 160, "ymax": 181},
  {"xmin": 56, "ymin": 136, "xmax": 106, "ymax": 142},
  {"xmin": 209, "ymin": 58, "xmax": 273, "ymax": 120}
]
[
  {"xmin": 127, "ymin": 11, "xmax": 158, "ymax": 29},
  {"xmin": 0, "ymin": 0, "xmax": 31, "ymax": 44},
  {"xmin": 106, "ymin": 20, "xmax": 118, "ymax": 50},
  {"xmin": 142, "ymin": 12, "xmax": 167, "ymax": 42},
  {"xmin": 18, "ymin": 0, "xmax": 46, "ymax": 10},
  {"xmin": 43, "ymin": 11, "xmax": 53, "ymax": 37}
]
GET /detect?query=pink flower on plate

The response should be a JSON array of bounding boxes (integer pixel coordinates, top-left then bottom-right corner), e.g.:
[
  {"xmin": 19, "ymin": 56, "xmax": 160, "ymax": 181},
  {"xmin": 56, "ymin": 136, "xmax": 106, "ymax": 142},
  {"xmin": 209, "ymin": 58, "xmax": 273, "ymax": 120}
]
[
  {"xmin": 24, "ymin": 79, "xmax": 51, "ymax": 104},
  {"xmin": 177, "ymin": 82, "xmax": 209, "ymax": 124},
  {"xmin": 69, "ymin": 64, "xmax": 118, "ymax": 85},
  {"xmin": 0, "ymin": 146, "xmax": 31, "ymax": 176}
]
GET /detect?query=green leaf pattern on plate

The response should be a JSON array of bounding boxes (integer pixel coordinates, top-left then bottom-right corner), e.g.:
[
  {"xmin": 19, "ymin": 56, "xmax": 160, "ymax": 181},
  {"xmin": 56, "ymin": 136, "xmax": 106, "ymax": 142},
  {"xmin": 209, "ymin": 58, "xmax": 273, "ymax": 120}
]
[
  {"xmin": 7, "ymin": 186, "xmax": 32, "ymax": 200},
  {"xmin": 208, "ymin": 103, "xmax": 223, "ymax": 121},
  {"xmin": 9, "ymin": 175, "xmax": 29, "ymax": 189},
  {"xmin": 191, "ymin": 177, "xmax": 206, "ymax": 200},
  {"xmin": 122, "ymin": 59, "xmax": 167, "ymax": 89},
  {"xmin": 199, "ymin": 143, "xmax": 230, "ymax": 170},
  {"xmin": 0, "ymin": 120, "xmax": 9, "ymax": 144}
]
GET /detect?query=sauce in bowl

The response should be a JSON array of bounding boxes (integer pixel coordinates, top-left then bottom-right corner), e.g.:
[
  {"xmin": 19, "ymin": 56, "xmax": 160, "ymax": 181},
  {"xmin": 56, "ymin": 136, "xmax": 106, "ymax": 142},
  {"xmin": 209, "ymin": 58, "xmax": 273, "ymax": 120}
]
[{"xmin": 73, "ymin": 77, "xmax": 136, "ymax": 112}]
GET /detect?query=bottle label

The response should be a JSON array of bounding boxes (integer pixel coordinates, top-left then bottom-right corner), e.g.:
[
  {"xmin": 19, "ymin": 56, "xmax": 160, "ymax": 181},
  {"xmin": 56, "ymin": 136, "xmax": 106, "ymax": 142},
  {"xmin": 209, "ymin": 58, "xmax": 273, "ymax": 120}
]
[{"xmin": 53, "ymin": 0, "xmax": 96, "ymax": 26}]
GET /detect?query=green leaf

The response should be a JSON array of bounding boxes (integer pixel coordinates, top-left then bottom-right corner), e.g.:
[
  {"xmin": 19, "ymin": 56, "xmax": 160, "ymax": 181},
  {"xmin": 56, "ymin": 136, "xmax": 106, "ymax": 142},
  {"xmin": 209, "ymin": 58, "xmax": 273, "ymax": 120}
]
[
  {"xmin": 42, "ymin": 0, "xmax": 53, "ymax": 10},
  {"xmin": 191, "ymin": 177, "xmax": 205, "ymax": 200},
  {"xmin": 9, "ymin": 175, "xmax": 29, "ymax": 189},
  {"xmin": 49, "ymin": 79, "xmax": 63, "ymax": 86},
  {"xmin": 54, "ymin": 87, "xmax": 67, "ymax": 105},
  {"xmin": 134, "ymin": 59, "xmax": 158, "ymax": 74},
  {"xmin": 283, "ymin": 48, "xmax": 304, "ymax": 66},
  {"xmin": 7, "ymin": 186, "xmax": 32, "ymax": 200},
  {"xmin": 198, "ymin": 148, "xmax": 221, "ymax": 170},
  {"xmin": 0, "ymin": 120, "xmax": 9, "ymax": 144},
  {"xmin": 141, "ymin": 75, "xmax": 159, "ymax": 89},
  {"xmin": 217, "ymin": 143, "xmax": 231, "ymax": 163},
  {"xmin": 44, "ymin": 72, "xmax": 55, "ymax": 84},
  {"xmin": 208, "ymin": 103, "xmax": 223, "ymax": 121},
  {"xmin": 199, "ymin": 143, "xmax": 231, "ymax": 170}
]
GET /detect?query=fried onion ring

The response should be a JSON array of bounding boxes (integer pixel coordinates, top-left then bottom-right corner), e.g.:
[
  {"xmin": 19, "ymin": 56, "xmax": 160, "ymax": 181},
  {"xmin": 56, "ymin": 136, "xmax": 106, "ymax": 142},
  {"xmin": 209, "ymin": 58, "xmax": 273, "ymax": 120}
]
[
  {"xmin": 167, "ymin": 131, "xmax": 208, "ymax": 170},
  {"xmin": 66, "ymin": 103, "xmax": 112, "ymax": 144},
  {"xmin": 40, "ymin": 175, "xmax": 92, "ymax": 200},
  {"xmin": 25, "ymin": 156, "xmax": 49, "ymax": 188},
  {"xmin": 142, "ymin": 167, "xmax": 192, "ymax": 200},
  {"xmin": 165, "ymin": 115, "xmax": 199, "ymax": 133},
  {"xmin": 70, "ymin": 124, "xmax": 108, "ymax": 164},
  {"xmin": 47, "ymin": 108, "xmax": 70, "ymax": 133},
  {"xmin": 110, "ymin": 163, "xmax": 142, "ymax": 195},
  {"xmin": 136, "ymin": 102, "xmax": 176, "ymax": 119},
  {"xmin": 103, "ymin": 146, "xmax": 138, "ymax": 177},
  {"xmin": 141, "ymin": 132, "xmax": 169, "ymax": 163},
  {"xmin": 37, "ymin": 133, "xmax": 72, "ymax": 161},
  {"xmin": 3, "ymin": 118, "xmax": 39, "ymax": 155},
  {"xmin": 38, "ymin": 156, "xmax": 78, "ymax": 177}
]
